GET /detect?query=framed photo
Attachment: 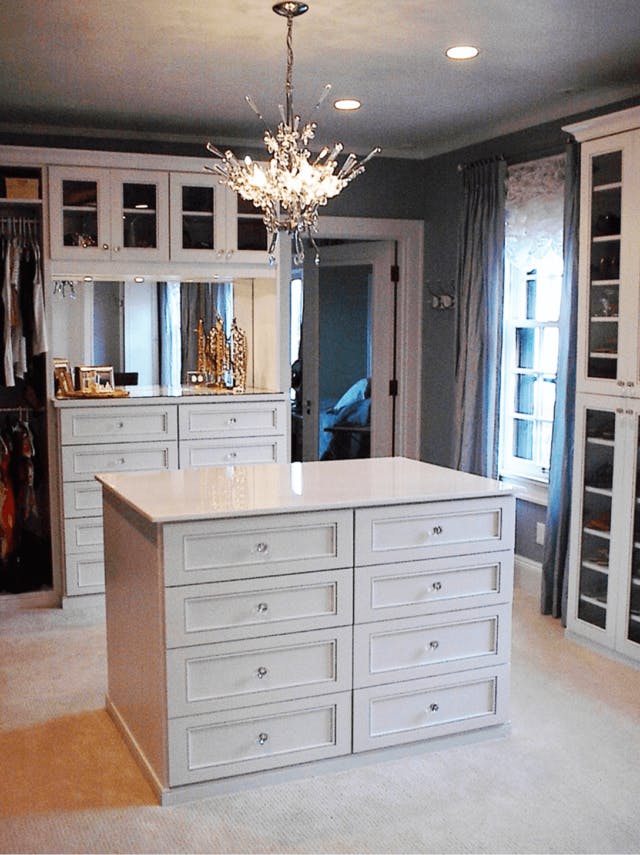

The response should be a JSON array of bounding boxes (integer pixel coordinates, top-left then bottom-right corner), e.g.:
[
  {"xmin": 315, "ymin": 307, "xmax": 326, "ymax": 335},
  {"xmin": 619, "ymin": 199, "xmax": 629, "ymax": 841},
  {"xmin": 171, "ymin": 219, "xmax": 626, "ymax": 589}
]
[
  {"xmin": 53, "ymin": 358, "xmax": 74, "ymax": 396},
  {"xmin": 78, "ymin": 365, "xmax": 114, "ymax": 393}
]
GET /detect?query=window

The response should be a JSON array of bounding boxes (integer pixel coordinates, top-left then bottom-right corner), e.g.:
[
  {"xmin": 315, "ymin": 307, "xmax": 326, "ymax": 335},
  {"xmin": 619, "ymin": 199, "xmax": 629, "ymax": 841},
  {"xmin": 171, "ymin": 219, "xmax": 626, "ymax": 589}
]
[{"xmin": 499, "ymin": 155, "xmax": 565, "ymax": 484}]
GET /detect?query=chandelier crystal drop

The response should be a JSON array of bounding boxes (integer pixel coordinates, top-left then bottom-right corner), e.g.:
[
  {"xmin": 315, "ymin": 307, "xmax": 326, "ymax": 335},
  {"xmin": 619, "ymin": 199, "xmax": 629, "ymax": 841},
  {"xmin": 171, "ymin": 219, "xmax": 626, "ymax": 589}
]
[{"xmin": 205, "ymin": 1, "xmax": 380, "ymax": 265}]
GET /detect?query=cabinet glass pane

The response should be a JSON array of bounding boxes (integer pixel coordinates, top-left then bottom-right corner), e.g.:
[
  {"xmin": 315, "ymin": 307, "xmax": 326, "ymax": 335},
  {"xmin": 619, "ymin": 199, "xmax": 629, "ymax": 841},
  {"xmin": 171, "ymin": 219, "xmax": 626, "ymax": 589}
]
[
  {"xmin": 122, "ymin": 182, "xmax": 157, "ymax": 249},
  {"xmin": 628, "ymin": 416, "xmax": 640, "ymax": 646},
  {"xmin": 237, "ymin": 197, "xmax": 267, "ymax": 251},
  {"xmin": 588, "ymin": 151, "xmax": 622, "ymax": 381},
  {"xmin": 62, "ymin": 179, "xmax": 98, "ymax": 247},
  {"xmin": 577, "ymin": 408, "xmax": 615, "ymax": 629},
  {"xmin": 181, "ymin": 186, "xmax": 214, "ymax": 250}
]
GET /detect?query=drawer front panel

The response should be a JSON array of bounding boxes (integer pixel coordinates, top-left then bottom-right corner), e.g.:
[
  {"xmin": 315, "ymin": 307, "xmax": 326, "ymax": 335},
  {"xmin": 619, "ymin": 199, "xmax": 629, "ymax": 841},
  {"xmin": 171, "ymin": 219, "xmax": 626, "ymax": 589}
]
[
  {"xmin": 353, "ymin": 604, "xmax": 511, "ymax": 687},
  {"xmin": 63, "ymin": 481, "xmax": 103, "ymax": 518},
  {"xmin": 163, "ymin": 510, "xmax": 353, "ymax": 585},
  {"xmin": 167, "ymin": 626, "xmax": 352, "ymax": 716},
  {"xmin": 60, "ymin": 405, "xmax": 177, "ymax": 444},
  {"xmin": 62, "ymin": 441, "xmax": 178, "ymax": 481},
  {"xmin": 168, "ymin": 691, "xmax": 351, "ymax": 785},
  {"xmin": 355, "ymin": 498, "xmax": 515, "ymax": 565},
  {"xmin": 178, "ymin": 402, "xmax": 286, "ymax": 438},
  {"xmin": 64, "ymin": 552, "xmax": 104, "ymax": 595},
  {"xmin": 353, "ymin": 665, "xmax": 509, "ymax": 752},
  {"xmin": 354, "ymin": 552, "xmax": 514, "ymax": 623},
  {"xmin": 64, "ymin": 517, "xmax": 104, "ymax": 552},
  {"xmin": 178, "ymin": 436, "xmax": 285, "ymax": 468},
  {"xmin": 165, "ymin": 568, "xmax": 353, "ymax": 647}
]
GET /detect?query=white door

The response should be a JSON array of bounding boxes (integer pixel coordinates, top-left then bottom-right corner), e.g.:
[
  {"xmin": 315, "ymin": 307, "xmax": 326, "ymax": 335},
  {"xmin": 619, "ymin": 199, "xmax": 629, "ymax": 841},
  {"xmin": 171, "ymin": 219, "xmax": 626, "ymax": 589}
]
[{"xmin": 298, "ymin": 240, "xmax": 396, "ymax": 461}]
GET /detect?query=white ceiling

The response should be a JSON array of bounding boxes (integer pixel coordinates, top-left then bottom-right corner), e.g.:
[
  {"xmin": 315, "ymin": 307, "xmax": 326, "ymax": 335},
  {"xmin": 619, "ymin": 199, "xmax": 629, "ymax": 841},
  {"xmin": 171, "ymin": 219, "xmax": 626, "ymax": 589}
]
[{"xmin": 1, "ymin": 0, "xmax": 640, "ymax": 159}]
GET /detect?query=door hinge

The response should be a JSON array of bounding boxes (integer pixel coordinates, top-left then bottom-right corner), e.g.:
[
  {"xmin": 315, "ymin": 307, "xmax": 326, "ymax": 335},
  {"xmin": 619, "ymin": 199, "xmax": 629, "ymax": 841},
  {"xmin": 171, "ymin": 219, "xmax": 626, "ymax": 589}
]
[
  {"xmin": 390, "ymin": 264, "xmax": 400, "ymax": 283},
  {"xmin": 389, "ymin": 379, "xmax": 398, "ymax": 397}
]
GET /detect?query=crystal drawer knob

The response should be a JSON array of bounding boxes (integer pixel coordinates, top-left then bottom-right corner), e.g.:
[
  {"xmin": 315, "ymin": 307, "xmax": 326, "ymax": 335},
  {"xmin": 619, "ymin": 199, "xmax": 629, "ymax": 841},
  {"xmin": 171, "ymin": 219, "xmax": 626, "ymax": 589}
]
[
  {"xmin": 428, "ymin": 640, "xmax": 439, "ymax": 650},
  {"xmin": 257, "ymin": 602, "xmax": 269, "ymax": 613},
  {"xmin": 227, "ymin": 417, "xmax": 237, "ymax": 425},
  {"xmin": 431, "ymin": 581, "xmax": 442, "ymax": 592},
  {"xmin": 257, "ymin": 732, "xmax": 269, "ymax": 745},
  {"xmin": 431, "ymin": 525, "xmax": 443, "ymax": 536},
  {"xmin": 255, "ymin": 542, "xmax": 269, "ymax": 554},
  {"xmin": 102, "ymin": 243, "xmax": 110, "ymax": 251},
  {"xmin": 226, "ymin": 451, "xmax": 238, "ymax": 460},
  {"xmin": 428, "ymin": 703, "xmax": 439, "ymax": 713},
  {"xmin": 257, "ymin": 666, "xmax": 268, "ymax": 679},
  {"xmin": 116, "ymin": 422, "xmax": 124, "ymax": 429}
]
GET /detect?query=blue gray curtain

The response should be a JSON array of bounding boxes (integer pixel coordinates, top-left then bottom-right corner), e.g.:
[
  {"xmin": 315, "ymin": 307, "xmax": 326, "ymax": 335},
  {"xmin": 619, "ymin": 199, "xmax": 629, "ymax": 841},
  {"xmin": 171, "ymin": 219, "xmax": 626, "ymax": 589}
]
[
  {"xmin": 453, "ymin": 159, "xmax": 507, "ymax": 477},
  {"xmin": 541, "ymin": 141, "xmax": 579, "ymax": 621}
]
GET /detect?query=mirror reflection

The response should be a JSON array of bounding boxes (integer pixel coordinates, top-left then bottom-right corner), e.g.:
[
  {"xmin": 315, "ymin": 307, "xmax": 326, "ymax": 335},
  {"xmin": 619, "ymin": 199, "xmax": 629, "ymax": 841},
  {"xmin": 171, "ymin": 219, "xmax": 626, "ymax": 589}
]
[{"xmin": 51, "ymin": 277, "xmax": 277, "ymax": 393}]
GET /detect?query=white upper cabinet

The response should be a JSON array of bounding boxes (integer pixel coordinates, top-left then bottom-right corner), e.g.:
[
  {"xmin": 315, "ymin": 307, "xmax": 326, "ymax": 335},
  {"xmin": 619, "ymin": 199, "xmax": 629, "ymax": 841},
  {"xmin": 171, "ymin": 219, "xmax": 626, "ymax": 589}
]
[
  {"xmin": 576, "ymin": 130, "xmax": 640, "ymax": 396},
  {"xmin": 49, "ymin": 165, "xmax": 170, "ymax": 263}
]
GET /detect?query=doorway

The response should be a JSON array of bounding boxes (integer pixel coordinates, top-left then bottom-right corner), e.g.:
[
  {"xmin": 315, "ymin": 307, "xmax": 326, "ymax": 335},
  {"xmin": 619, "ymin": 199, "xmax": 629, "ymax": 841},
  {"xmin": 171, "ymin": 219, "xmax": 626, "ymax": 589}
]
[{"xmin": 291, "ymin": 240, "xmax": 396, "ymax": 462}]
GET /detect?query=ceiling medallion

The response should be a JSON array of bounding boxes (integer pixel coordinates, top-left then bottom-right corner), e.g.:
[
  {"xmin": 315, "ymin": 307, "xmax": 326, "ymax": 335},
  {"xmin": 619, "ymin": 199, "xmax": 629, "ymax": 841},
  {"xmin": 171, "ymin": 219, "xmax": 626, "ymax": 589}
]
[{"xmin": 205, "ymin": 2, "xmax": 380, "ymax": 264}]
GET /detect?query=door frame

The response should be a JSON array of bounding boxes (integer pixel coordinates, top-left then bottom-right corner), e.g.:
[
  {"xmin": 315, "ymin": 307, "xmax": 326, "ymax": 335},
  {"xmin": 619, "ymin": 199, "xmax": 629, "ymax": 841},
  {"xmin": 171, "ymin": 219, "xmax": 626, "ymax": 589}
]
[{"xmin": 279, "ymin": 216, "xmax": 423, "ymax": 461}]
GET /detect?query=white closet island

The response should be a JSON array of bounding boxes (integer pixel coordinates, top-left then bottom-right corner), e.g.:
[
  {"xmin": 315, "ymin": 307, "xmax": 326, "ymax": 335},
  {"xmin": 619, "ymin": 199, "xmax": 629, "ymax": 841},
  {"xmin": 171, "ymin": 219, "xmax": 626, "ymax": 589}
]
[{"xmin": 98, "ymin": 457, "xmax": 515, "ymax": 805}]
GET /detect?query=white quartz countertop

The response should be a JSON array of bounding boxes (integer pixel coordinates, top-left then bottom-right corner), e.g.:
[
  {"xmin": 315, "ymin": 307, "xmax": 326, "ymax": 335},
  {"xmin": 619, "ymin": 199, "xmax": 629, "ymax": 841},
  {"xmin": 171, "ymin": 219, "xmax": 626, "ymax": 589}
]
[{"xmin": 96, "ymin": 457, "xmax": 512, "ymax": 523}]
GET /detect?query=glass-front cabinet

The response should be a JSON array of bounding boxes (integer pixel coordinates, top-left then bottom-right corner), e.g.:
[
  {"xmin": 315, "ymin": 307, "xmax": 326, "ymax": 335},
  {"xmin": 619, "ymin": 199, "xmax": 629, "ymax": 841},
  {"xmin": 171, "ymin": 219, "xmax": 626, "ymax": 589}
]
[
  {"xmin": 49, "ymin": 165, "xmax": 169, "ymax": 263},
  {"xmin": 567, "ymin": 395, "xmax": 640, "ymax": 662},
  {"xmin": 577, "ymin": 130, "xmax": 640, "ymax": 396}
]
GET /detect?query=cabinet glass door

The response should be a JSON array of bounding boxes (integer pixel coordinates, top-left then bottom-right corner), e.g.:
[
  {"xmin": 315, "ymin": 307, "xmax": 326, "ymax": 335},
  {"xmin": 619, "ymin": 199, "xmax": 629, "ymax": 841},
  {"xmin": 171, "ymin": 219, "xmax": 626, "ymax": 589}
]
[
  {"xmin": 575, "ymin": 407, "xmax": 616, "ymax": 632},
  {"xmin": 169, "ymin": 173, "xmax": 224, "ymax": 261},
  {"xmin": 586, "ymin": 151, "xmax": 621, "ymax": 383},
  {"xmin": 49, "ymin": 166, "xmax": 112, "ymax": 261},
  {"xmin": 621, "ymin": 412, "xmax": 640, "ymax": 653},
  {"xmin": 111, "ymin": 170, "xmax": 168, "ymax": 262}
]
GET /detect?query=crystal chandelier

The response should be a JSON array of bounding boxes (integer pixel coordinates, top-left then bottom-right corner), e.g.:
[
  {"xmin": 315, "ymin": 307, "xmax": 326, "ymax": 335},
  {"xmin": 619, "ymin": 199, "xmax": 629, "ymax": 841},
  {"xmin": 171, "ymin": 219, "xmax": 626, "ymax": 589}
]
[{"xmin": 205, "ymin": 1, "xmax": 380, "ymax": 264}]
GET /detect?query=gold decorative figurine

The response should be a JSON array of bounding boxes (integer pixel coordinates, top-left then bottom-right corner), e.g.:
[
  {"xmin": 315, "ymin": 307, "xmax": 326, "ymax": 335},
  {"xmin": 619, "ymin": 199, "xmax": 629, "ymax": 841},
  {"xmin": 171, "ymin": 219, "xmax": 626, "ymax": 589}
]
[{"xmin": 193, "ymin": 315, "xmax": 248, "ymax": 392}]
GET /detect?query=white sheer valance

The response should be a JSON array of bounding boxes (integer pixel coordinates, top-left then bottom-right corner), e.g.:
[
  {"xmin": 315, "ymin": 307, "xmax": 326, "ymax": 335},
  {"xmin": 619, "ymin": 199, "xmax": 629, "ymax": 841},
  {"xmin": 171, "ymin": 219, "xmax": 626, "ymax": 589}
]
[{"xmin": 505, "ymin": 154, "xmax": 565, "ymax": 270}]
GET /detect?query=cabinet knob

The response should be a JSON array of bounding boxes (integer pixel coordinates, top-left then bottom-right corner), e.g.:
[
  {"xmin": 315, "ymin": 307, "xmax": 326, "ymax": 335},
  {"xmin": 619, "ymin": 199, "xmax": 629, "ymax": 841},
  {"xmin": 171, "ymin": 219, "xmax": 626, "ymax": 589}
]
[
  {"xmin": 255, "ymin": 542, "xmax": 269, "ymax": 554},
  {"xmin": 626, "ymin": 409, "xmax": 634, "ymax": 415},
  {"xmin": 257, "ymin": 666, "xmax": 268, "ymax": 679},
  {"xmin": 428, "ymin": 640, "xmax": 440, "ymax": 650},
  {"xmin": 428, "ymin": 703, "xmax": 439, "ymax": 713},
  {"xmin": 430, "ymin": 525, "xmax": 443, "ymax": 536},
  {"xmin": 227, "ymin": 417, "xmax": 237, "ymax": 425},
  {"xmin": 617, "ymin": 380, "xmax": 625, "ymax": 386},
  {"xmin": 616, "ymin": 408, "xmax": 624, "ymax": 414},
  {"xmin": 226, "ymin": 250, "xmax": 234, "ymax": 260},
  {"xmin": 117, "ymin": 422, "xmax": 124, "ymax": 429},
  {"xmin": 256, "ymin": 602, "xmax": 269, "ymax": 613},
  {"xmin": 431, "ymin": 581, "xmax": 442, "ymax": 592},
  {"xmin": 113, "ymin": 245, "xmax": 121, "ymax": 252},
  {"xmin": 226, "ymin": 451, "xmax": 238, "ymax": 460},
  {"xmin": 102, "ymin": 243, "xmax": 110, "ymax": 251},
  {"xmin": 257, "ymin": 732, "xmax": 269, "ymax": 745},
  {"xmin": 627, "ymin": 381, "xmax": 635, "ymax": 387},
  {"xmin": 117, "ymin": 457, "xmax": 125, "ymax": 465}
]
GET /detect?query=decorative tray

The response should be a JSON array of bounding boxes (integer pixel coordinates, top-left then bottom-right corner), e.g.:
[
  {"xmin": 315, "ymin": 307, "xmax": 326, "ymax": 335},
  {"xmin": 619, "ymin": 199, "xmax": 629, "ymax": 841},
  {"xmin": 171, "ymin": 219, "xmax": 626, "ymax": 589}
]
[{"xmin": 56, "ymin": 389, "xmax": 130, "ymax": 399}]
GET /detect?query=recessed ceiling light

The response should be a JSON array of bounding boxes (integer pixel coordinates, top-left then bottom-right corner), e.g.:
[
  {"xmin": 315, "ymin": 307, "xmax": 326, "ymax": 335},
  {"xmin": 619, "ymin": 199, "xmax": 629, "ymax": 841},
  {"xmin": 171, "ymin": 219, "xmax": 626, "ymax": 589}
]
[
  {"xmin": 334, "ymin": 98, "xmax": 362, "ymax": 111},
  {"xmin": 445, "ymin": 45, "xmax": 479, "ymax": 60}
]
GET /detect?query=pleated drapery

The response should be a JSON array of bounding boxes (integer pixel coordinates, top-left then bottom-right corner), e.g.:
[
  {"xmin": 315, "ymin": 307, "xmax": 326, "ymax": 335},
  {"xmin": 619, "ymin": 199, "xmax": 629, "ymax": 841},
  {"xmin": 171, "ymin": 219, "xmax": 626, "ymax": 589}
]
[
  {"xmin": 453, "ymin": 159, "xmax": 507, "ymax": 477},
  {"xmin": 541, "ymin": 141, "xmax": 579, "ymax": 621}
]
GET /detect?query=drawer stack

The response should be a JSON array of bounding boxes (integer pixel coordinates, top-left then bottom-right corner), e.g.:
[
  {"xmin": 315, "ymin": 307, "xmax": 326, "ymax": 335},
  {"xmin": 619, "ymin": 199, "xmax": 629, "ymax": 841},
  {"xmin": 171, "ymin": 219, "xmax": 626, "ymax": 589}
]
[
  {"xmin": 60, "ymin": 405, "xmax": 178, "ymax": 595},
  {"xmin": 161, "ymin": 509, "xmax": 354, "ymax": 785},
  {"xmin": 56, "ymin": 395, "xmax": 287, "ymax": 598},
  {"xmin": 352, "ymin": 498, "xmax": 514, "ymax": 751},
  {"xmin": 178, "ymin": 401, "xmax": 286, "ymax": 467}
]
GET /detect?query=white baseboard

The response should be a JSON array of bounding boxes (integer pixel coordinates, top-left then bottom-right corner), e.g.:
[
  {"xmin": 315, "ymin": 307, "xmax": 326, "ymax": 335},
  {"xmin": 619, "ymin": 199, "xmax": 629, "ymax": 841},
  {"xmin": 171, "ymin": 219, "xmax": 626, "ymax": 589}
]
[{"xmin": 514, "ymin": 555, "xmax": 542, "ymax": 599}]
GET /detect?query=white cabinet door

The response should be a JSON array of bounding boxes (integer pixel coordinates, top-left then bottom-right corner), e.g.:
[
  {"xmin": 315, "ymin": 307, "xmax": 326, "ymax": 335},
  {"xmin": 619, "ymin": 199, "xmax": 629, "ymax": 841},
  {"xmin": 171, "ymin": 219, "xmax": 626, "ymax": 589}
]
[
  {"xmin": 576, "ymin": 131, "xmax": 640, "ymax": 397},
  {"xmin": 169, "ymin": 172, "xmax": 227, "ymax": 262},
  {"xmin": 109, "ymin": 169, "xmax": 169, "ymax": 262},
  {"xmin": 49, "ymin": 165, "xmax": 112, "ymax": 261}
]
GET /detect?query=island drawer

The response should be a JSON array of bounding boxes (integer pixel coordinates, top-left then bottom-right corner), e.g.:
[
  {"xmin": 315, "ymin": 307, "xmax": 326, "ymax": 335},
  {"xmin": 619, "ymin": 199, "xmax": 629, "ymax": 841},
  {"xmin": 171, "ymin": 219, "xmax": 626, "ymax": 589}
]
[
  {"xmin": 165, "ymin": 568, "xmax": 353, "ymax": 646},
  {"xmin": 355, "ymin": 497, "xmax": 515, "ymax": 566},
  {"xmin": 166, "ymin": 626, "xmax": 352, "ymax": 716},
  {"xmin": 163, "ymin": 509, "xmax": 353, "ymax": 586},
  {"xmin": 353, "ymin": 604, "xmax": 511, "ymax": 687},
  {"xmin": 178, "ymin": 401, "xmax": 286, "ymax": 439},
  {"xmin": 353, "ymin": 664, "xmax": 509, "ymax": 752},
  {"xmin": 60, "ymin": 405, "xmax": 177, "ymax": 445},
  {"xmin": 168, "ymin": 691, "xmax": 351, "ymax": 786},
  {"xmin": 61, "ymin": 441, "xmax": 178, "ymax": 481},
  {"xmin": 178, "ymin": 435, "xmax": 285, "ymax": 468},
  {"xmin": 354, "ymin": 551, "xmax": 513, "ymax": 623},
  {"xmin": 64, "ymin": 517, "xmax": 104, "ymax": 552}
]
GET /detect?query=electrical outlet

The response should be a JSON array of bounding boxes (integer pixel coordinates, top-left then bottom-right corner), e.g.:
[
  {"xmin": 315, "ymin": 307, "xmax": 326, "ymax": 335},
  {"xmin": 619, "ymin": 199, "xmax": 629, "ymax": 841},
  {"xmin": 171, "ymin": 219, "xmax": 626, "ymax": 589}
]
[{"xmin": 536, "ymin": 522, "xmax": 546, "ymax": 546}]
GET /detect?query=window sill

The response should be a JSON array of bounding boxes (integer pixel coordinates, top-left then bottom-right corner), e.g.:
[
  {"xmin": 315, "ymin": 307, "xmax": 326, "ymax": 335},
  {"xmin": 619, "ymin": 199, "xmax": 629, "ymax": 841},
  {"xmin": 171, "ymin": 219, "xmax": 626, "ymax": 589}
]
[{"xmin": 499, "ymin": 474, "xmax": 548, "ymax": 507}]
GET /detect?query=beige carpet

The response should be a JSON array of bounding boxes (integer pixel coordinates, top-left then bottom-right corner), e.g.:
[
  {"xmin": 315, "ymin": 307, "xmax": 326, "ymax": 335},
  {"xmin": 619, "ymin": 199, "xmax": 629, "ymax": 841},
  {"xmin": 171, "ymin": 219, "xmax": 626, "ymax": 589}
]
[{"xmin": 0, "ymin": 587, "xmax": 639, "ymax": 855}]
